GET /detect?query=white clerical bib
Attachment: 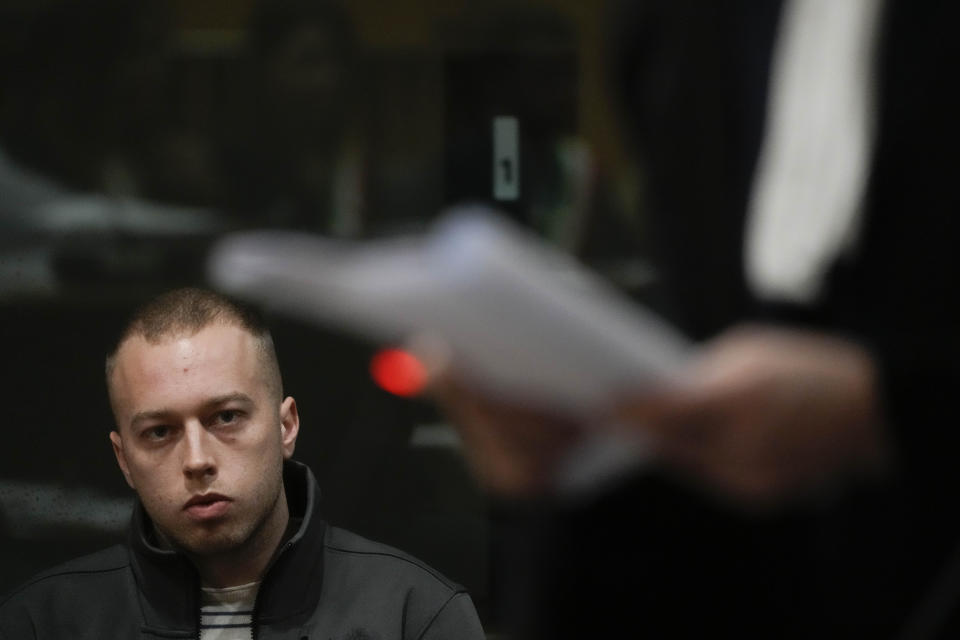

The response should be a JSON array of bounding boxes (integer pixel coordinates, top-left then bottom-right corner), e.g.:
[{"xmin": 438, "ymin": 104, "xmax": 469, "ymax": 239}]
[{"xmin": 745, "ymin": 0, "xmax": 884, "ymax": 303}]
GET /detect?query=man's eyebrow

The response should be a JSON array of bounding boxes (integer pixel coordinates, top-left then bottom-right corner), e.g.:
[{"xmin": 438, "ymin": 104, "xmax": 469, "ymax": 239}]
[
  {"xmin": 204, "ymin": 392, "xmax": 255, "ymax": 408},
  {"xmin": 129, "ymin": 409, "xmax": 175, "ymax": 429},
  {"xmin": 128, "ymin": 393, "xmax": 254, "ymax": 429}
]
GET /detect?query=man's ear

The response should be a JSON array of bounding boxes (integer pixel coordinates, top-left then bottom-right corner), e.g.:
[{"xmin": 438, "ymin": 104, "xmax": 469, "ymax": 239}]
[
  {"xmin": 279, "ymin": 396, "xmax": 300, "ymax": 459},
  {"xmin": 110, "ymin": 431, "xmax": 136, "ymax": 489}
]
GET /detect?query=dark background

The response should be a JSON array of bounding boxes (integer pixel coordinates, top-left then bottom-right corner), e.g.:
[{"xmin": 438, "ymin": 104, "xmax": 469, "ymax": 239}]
[{"xmin": 0, "ymin": 0, "xmax": 652, "ymax": 632}]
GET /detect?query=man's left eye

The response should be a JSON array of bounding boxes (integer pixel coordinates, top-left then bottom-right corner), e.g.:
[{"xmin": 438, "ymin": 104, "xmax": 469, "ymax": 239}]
[
  {"xmin": 217, "ymin": 410, "xmax": 239, "ymax": 424},
  {"xmin": 146, "ymin": 425, "xmax": 170, "ymax": 441}
]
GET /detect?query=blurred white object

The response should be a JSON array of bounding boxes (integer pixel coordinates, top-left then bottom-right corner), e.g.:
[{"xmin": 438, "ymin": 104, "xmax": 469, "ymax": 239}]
[
  {"xmin": 746, "ymin": 0, "xmax": 883, "ymax": 303},
  {"xmin": 209, "ymin": 205, "xmax": 691, "ymax": 417},
  {"xmin": 1, "ymin": 145, "xmax": 230, "ymax": 298},
  {"xmin": 1, "ymin": 146, "xmax": 226, "ymax": 241}
]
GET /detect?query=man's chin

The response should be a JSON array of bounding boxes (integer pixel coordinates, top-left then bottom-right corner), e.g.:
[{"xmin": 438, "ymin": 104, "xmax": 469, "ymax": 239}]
[
  {"xmin": 184, "ymin": 531, "xmax": 248, "ymax": 556},
  {"xmin": 159, "ymin": 525, "xmax": 246, "ymax": 557}
]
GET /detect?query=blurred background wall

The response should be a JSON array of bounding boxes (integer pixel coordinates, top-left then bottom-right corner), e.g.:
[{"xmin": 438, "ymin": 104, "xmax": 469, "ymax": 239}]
[{"xmin": 0, "ymin": 0, "xmax": 652, "ymax": 631}]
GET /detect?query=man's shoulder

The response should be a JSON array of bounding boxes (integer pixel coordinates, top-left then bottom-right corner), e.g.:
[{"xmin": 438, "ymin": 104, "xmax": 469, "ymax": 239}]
[
  {"xmin": 0, "ymin": 545, "xmax": 144, "ymax": 638},
  {"xmin": 315, "ymin": 526, "xmax": 485, "ymax": 639},
  {"xmin": 0, "ymin": 545, "xmax": 130, "ymax": 609},
  {"xmin": 323, "ymin": 525, "xmax": 465, "ymax": 594}
]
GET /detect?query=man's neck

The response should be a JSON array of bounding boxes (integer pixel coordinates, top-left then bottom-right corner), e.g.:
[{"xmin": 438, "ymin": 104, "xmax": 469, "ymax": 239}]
[{"xmin": 191, "ymin": 489, "xmax": 291, "ymax": 589}]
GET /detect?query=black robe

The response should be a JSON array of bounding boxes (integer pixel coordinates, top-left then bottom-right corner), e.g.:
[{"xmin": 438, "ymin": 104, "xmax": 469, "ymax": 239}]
[{"xmin": 503, "ymin": 1, "xmax": 960, "ymax": 637}]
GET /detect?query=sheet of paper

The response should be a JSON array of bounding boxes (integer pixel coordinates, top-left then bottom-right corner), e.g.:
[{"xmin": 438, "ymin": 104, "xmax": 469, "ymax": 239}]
[{"xmin": 209, "ymin": 206, "xmax": 692, "ymax": 417}]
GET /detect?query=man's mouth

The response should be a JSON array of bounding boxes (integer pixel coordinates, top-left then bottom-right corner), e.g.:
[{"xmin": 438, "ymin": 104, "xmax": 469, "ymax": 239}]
[{"xmin": 183, "ymin": 493, "xmax": 232, "ymax": 520}]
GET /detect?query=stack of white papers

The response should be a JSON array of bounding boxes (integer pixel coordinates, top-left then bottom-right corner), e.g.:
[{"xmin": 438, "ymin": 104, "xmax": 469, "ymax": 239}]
[{"xmin": 209, "ymin": 206, "xmax": 690, "ymax": 416}]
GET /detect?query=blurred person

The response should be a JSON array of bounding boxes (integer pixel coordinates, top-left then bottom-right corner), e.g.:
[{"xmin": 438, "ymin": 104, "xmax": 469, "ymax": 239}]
[
  {"xmin": 432, "ymin": 0, "xmax": 960, "ymax": 637},
  {"xmin": 222, "ymin": 0, "xmax": 366, "ymax": 233},
  {"xmin": 0, "ymin": 288, "xmax": 484, "ymax": 639}
]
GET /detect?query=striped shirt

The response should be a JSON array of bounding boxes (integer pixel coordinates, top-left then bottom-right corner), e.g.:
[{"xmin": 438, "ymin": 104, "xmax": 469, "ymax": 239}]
[{"xmin": 199, "ymin": 581, "xmax": 259, "ymax": 640}]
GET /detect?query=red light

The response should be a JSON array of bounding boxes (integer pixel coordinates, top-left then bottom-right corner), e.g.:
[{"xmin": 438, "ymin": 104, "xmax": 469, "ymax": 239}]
[{"xmin": 370, "ymin": 348, "xmax": 427, "ymax": 397}]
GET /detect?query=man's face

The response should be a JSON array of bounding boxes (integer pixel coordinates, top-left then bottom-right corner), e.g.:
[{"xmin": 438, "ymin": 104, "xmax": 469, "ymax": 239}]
[{"xmin": 108, "ymin": 323, "xmax": 298, "ymax": 557}]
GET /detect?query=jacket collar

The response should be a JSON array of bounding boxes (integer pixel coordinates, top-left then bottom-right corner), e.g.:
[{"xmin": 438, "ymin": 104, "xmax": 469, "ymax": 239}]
[{"xmin": 128, "ymin": 460, "xmax": 326, "ymax": 633}]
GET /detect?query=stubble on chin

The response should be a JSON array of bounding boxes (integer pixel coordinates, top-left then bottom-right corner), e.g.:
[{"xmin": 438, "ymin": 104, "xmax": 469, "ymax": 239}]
[{"xmin": 156, "ymin": 483, "xmax": 286, "ymax": 564}]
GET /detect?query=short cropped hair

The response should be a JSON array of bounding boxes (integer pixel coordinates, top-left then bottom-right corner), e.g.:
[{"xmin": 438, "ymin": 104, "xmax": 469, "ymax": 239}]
[{"xmin": 105, "ymin": 288, "xmax": 283, "ymax": 417}]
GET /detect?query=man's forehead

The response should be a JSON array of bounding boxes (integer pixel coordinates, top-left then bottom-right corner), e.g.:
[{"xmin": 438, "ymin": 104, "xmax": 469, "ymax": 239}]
[
  {"xmin": 113, "ymin": 324, "xmax": 262, "ymax": 379},
  {"xmin": 111, "ymin": 325, "xmax": 268, "ymax": 413}
]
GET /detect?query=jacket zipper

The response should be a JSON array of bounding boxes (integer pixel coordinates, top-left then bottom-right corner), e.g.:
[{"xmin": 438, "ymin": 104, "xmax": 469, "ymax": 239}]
[
  {"xmin": 195, "ymin": 582, "xmax": 202, "ymax": 640},
  {"xmin": 249, "ymin": 539, "xmax": 295, "ymax": 639},
  {"xmin": 192, "ymin": 535, "xmax": 296, "ymax": 638}
]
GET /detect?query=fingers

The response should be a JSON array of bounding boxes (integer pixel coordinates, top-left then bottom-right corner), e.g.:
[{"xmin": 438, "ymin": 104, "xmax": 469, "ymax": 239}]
[
  {"xmin": 417, "ymin": 324, "xmax": 888, "ymax": 506},
  {"xmin": 613, "ymin": 326, "xmax": 892, "ymax": 508},
  {"xmin": 429, "ymin": 371, "xmax": 582, "ymax": 497}
]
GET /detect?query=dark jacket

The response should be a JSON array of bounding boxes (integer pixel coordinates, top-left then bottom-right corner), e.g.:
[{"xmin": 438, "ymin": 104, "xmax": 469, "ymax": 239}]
[{"xmin": 0, "ymin": 461, "xmax": 485, "ymax": 640}]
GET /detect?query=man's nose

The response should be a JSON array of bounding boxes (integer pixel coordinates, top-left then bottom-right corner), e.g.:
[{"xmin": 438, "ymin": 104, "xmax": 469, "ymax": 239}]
[{"xmin": 182, "ymin": 422, "xmax": 216, "ymax": 480}]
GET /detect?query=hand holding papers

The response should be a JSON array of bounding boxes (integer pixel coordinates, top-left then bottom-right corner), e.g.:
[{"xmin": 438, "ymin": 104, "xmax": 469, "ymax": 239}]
[{"xmin": 208, "ymin": 206, "xmax": 693, "ymax": 494}]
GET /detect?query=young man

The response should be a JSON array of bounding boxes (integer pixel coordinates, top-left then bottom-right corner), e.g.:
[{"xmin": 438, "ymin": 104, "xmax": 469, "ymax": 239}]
[{"xmin": 0, "ymin": 288, "xmax": 485, "ymax": 639}]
